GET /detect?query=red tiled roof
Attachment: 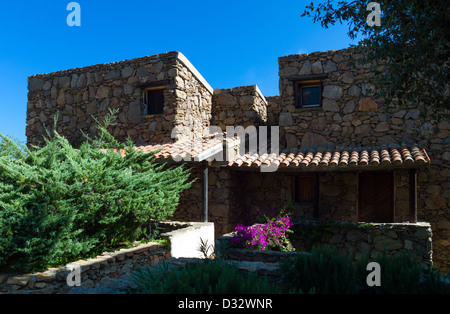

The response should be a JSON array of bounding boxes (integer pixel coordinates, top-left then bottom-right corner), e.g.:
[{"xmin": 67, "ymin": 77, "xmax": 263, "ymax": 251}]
[
  {"xmin": 126, "ymin": 132, "xmax": 430, "ymax": 171},
  {"xmin": 227, "ymin": 145, "xmax": 430, "ymax": 170},
  {"xmin": 134, "ymin": 132, "xmax": 226, "ymax": 162}
]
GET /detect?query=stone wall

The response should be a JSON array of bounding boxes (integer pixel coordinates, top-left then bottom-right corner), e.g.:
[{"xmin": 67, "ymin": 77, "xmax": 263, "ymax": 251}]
[
  {"xmin": 276, "ymin": 48, "xmax": 448, "ymax": 149},
  {"xmin": 0, "ymin": 220, "xmax": 215, "ymax": 294},
  {"xmin": 217, "ymin": 222, "xmax": 433, "ymax": 269},
  {"xmin": 265, "ymin": 96, "xmax": 282, "ymax": 128},
  {"xmin": 211, "ymin": 85, "xmax": 268, "ymax": 130},
  {"xmin": 291, "ymin": 221, "xmax": 433, "ymax": 268},
  {"xmin": 225, "ymin": 170, "xmax": 416, "ymax": 226},
  {"xmin": 172, "ymin": 164, "xmax": 239, "ymax": 237},
  {"xmin": 26, "ymin": 51, "xmax": 213, "ymax": 147},
  {"xmin": 0, "ymin": 242, "xmax": 168, "ymax": 294},
  {"xmin": 274, "ymin": 47, "xmax": 449, "ymax": 272}
]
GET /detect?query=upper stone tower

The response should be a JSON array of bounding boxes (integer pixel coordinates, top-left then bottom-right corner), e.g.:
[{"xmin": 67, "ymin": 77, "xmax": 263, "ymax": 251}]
[{"xmin": 26, "ymin": 51, "xmax": 213, "ymax": 146}]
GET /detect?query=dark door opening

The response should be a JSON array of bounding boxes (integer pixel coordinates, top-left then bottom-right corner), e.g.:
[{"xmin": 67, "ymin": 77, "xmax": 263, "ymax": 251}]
[{"xmin": 358, "ymin": 172, "xmax": 394, "ymax": 223}]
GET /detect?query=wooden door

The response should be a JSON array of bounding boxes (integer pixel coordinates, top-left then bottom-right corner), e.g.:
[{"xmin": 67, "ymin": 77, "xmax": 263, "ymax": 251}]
[{"xmin": 358, "ymin": 172, "xmax": 394, "ymax": 223}]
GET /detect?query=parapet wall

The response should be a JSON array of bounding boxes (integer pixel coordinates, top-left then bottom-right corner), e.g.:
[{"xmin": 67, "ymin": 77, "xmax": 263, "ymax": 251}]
[
  {"xmin": 0, "ymin": 242, "xmax": 169, "ymax": 294},
  {"xmin": 292, "ymin": 221, "xmax": 433, "ymax": 267},
  {"xmin": 211, "ymin": 85, "xmax": 268, "ymax": 130},
  {"xmin": 217, "ymin": 222, "xmax": 433, "ymax": 268}
]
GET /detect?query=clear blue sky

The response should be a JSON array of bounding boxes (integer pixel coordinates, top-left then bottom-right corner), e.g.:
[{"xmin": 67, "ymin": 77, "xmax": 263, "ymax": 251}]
[{"xmin": 0, "ymin": 0, "xmax": 356, "ymax": 144}]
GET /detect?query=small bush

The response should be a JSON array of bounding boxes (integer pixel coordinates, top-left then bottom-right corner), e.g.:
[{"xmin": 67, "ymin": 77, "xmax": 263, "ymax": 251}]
[
  {"xmin": 230, "ymin": 210, "xmax": 295, "ymax": 252},
  {"xmin": 356, "ymin": 252, "xmax": 450, "ymax": 294},
  {"xmin": 280, "ymin": 246, "xmax": 450, "ymax": 294},
  {"xmin": 279, "ymin": 246, "xmax": 360, "ymax": 294},
  {"xmin": 132, "ymin": 259, "xmax": 279, "ymax": 294},
  {"xmin": 132, "ymin": 247, "xmax": 449, "ymax": 294}
]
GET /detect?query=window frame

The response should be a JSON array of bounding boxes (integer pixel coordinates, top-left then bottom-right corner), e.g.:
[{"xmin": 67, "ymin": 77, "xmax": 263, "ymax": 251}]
[
  {"xmin": 136, "ymin": 79, "xmax": 169, "ymax": 117},
  {"xmin": 143, "ymin": 86, "xmax": 165, "ymax": 116},
  {"xmin": 291, "ymin": 74, "xmax": 328, "ymax": 110},
  {"xmin": 299, "ymin": 82, "xmax": 322, "ymax": 108}
]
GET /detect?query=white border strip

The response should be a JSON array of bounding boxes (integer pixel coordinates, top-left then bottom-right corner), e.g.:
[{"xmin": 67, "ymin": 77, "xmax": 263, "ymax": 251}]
[
  {"xmin": 177, "ymin": 52, "xmax": 214, "ymax": 95},
  {"xmin": 253, "ymin": 84, "xmax": 268, "ymax": 106},
  {"xmin": 195, "ymin": 142, "xmax": 224, "ymax": 162}
]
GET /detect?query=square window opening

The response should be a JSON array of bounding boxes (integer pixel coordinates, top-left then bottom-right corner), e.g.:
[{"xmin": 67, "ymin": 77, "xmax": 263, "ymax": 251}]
[
  {"xmin": 301, "ymin": 85, "xmax": 321, "ymax": 108},
  {"xmin": 294, "ymin": 79, "xmax": 323, "ymax": 109},
  {"xmin": 144, "ymin": 87, "xmax": 165, "ymax": 115}
]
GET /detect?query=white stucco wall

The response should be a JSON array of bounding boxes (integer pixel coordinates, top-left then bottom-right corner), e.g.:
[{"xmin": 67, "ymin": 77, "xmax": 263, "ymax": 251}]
[{"xmin": 161, "ymin": 222, "xmax": 215, "ymax": 258}]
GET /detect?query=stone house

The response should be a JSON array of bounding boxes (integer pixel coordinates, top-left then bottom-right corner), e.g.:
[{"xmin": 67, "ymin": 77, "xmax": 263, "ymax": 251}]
[{"xmin": 26, "ymin": 48, "xmax": 449, "ymax": 271}]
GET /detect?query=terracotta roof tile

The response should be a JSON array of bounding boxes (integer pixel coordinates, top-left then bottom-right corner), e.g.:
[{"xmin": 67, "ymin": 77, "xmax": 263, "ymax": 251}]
[
  {"xmin": 124, "ymin": 131, "xmax": 430, "ymax": 171},
  {"xmin": 228, "ymin": 145, "xmax": 430, "ymax": 169},
  {"xmin": 133, "ymin": 132, "xmax": 226, "ymax": 162}
]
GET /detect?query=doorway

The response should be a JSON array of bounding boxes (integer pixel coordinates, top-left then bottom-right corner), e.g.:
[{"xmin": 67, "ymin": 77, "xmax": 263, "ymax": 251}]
[{"xmin": 358, "ymin": 172, "xmax": 394, "ymax": 223}]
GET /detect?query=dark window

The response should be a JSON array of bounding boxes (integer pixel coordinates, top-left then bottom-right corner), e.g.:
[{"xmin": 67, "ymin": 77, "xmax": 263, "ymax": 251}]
[
  {"xmin": 144, "ymin": 88, "xmax": 164, "ymax": 115},
  {"xmin": 301, "ymin": 85, "xmax": 321, "ymax": 108},
  {"xmin": 295, "ymin": 81, "xmax": 322, "ymax": 108},
  {"xmin": 292, "ymin": 76, "xmax": 326, "ymax": 109},
  {"xmin": 294, "ymin": 175, "xmax": 314, "ymax": 203}
]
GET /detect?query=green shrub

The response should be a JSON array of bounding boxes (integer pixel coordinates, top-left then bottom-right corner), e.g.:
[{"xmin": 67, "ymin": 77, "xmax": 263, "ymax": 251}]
[
  {"xmin": 356, "ymin": 252, "xmax": 450, "ymax": 294},
  {"xmin": 132, "ymin": 259, "xmax": 279, "ymax": 294},
  {"xmin": 279, "ymin": 245, "xmax": 360, "ymax": 294},
  {"xmin": 418, "ymin": 268, "xmax": 450, "ymax": 294},
  {"xmin": 280, "ymin": 246, "xmax": 450, "ymax": 294},
  {"xmin": 0, "ymin": 110, "xmax": 192, "ymax": 271}
]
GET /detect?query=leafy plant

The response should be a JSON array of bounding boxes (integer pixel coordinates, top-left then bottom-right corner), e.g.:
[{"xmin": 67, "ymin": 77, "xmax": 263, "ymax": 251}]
[
  {"xmin": 131, "ymin": 246, "xmax": 449, "ymax": 294},
  {"xmin": 355, "ymin": 252, "xmax": 450, "ymax": 294},
  {"xmin": 279, "ymin": 245, "xmax": 361, "ymax": 294},
  {"xmin": 301, "ymin": 0, "xmax": 449, "ymax": 123},
  {"xmin": 230, "ymin": 211, "xmax": 295, "ymax": 252},
  {"xmin": 197, "ymin": 238, "xmax": 215, "ymax": 259},
  {"xmin": 131, "ymin": 259, "xmax": 279, "ymax": 294},
  {"xmin": 0, "ymin": 109, "xmax": 192, "ymax": 271}
]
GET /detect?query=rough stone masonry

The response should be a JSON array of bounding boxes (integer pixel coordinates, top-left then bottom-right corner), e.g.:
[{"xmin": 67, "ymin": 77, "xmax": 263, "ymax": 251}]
[{"xmin": 26, "ymin": 47, "xmax": 449, "ymax": 272}]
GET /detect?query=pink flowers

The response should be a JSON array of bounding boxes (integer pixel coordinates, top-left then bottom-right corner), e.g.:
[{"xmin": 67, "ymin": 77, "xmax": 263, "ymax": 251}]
[{"xmin": 230, "ymin": 213, "xmax": 295, "ymax": 251}]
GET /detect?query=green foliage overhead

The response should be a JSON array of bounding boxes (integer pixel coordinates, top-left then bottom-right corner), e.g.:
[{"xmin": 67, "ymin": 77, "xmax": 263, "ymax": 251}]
[
  {"xmin": 302, "ymin": 0, "xmax": 449, "ymax": 122},
  {"xmin": 0, "ymin": 110, "xmax": 192, "ymax": 271}
]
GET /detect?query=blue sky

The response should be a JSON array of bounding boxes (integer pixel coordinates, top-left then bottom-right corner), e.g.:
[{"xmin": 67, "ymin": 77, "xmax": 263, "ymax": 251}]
[{"xmin": 0, "ymin": 0, "xmax": 357, "ymax": 144}]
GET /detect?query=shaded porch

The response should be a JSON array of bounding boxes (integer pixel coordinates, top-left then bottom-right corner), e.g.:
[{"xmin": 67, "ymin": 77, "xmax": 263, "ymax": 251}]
[{"xmin": 226, "ymin": 145, "xmax": 430, "ymax": 225}]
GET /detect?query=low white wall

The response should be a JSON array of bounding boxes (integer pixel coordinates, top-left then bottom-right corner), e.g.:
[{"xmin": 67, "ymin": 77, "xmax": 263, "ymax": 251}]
[{"xmin": 161, "ymin": 222, "xmax": 215, "ymax": 258}]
